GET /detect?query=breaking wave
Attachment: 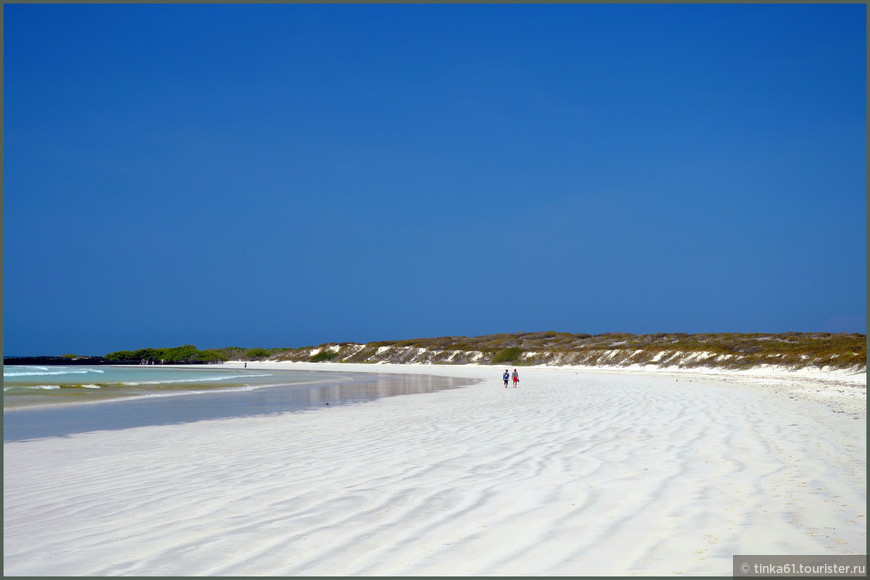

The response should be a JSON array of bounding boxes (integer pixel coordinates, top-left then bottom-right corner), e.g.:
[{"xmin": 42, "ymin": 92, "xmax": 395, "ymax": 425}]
[{"xmin": 4, "ymin": 367, "xmax": 105, "ymax": 377}]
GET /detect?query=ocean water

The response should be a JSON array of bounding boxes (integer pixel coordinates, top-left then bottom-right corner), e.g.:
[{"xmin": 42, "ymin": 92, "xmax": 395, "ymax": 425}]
[
  {"xmin": 3, "ymin": 365, "xmax": 329, "ymax": 408},
  {"xmin": 3, "ymin": 365, "xmax": 472, "ymax": 442}
]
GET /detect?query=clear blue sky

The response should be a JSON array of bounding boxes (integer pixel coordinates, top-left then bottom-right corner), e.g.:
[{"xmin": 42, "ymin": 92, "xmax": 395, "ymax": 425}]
[{"xmin": 4, "ymin": 3, "xmax": 866, "ymax": 355}]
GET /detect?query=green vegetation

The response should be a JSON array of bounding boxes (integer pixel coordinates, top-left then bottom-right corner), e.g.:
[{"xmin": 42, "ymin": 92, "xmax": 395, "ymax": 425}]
[
  {"xmin": 493, "ymin": 347, "xmax": 524, "ymax": 364},
  {"xmin": 194, "ymin": 349, "xmax": 229, "ymax": 363},
  {"xmin": 309, "ymin": 349, "xmax": 339, "ymax": 362},
  {"xmin": 244, "ymin": 348, "xmax": 274, "ymax": 359},
  {"xmin": 301, "ymin": 331, "xmax": 864, "ymax": 369},
  {"xmin": 105, "ymin": 345, "xmax": 229, "ymax": 364},
  {"xmin": 104, "ymin": 332, "xmax": 865, "ymax": 370}
]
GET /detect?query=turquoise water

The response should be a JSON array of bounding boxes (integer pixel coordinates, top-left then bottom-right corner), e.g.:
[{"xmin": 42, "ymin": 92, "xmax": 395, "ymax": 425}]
[
  {"xmin": 2, "ymin": 365, "xmax": 335, "ymax": 409},
  {"xmin": 3, "ymin": 366, "xmax": 474, "ymax": 441}
]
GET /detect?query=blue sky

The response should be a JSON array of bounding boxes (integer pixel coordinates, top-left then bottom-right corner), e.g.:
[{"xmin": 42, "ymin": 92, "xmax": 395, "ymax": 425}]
[{"xmin": 4, "ymin": 3, "xmax": 866, "ymax": 355}]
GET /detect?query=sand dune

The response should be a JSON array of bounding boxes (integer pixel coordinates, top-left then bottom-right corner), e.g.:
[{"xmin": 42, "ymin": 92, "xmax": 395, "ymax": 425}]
[{"xmin": 4, "ymin": 363, "xmax": 865, "ymax": 575}]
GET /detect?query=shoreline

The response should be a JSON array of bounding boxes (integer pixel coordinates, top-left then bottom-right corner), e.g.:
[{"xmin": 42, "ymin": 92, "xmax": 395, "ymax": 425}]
[
  {"xmin": 1, "ymin": 367, "xmax": 415, "ymax": 412},
  {"xmin": 4, "ymin": 363, "xmax": 865, "ymax": 575},
  {"xmin": 3, "ymin": 368, "xmax": 475, "ymax": 442}
]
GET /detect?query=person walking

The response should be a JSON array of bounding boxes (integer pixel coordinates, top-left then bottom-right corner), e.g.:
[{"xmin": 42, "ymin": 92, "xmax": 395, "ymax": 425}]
[
  {"xmin": 503, "ymin": 369, "xmax": 510, "ymax": 388},
  {"xmin": 511, "ymin": 368, "xmax": 519, "ymax": 388}
]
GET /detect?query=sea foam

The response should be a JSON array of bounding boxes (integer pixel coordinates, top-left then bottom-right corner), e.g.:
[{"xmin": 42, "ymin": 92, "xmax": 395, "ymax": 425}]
[{"xmin": 4, "ymin": 368, "xmax": 105, "ymax": 377}]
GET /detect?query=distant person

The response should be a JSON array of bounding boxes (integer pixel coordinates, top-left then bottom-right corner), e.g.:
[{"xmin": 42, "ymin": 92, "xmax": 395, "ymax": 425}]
[
  {"xmin": 503, "ymin": 369, "xmax": 510, "ymax": 388},
  {"xmin": 512, "ymin": 369, "xmax": 519, "ymax": 388},
  {"xmin": 244, "ymin": 362, "xmax": 247, "ymax": 369}
]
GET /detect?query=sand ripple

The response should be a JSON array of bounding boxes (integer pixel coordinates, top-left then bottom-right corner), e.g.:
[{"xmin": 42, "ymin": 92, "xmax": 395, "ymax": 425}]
[{"xmin": 4, "ymin": 365, "xmax": 865, "ymax": 575}]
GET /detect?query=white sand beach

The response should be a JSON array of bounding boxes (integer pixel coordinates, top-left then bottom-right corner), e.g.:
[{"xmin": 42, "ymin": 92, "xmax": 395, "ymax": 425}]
[{"xmin": 4, "ymin": 362, "xmax": 865, "ymax": 576}]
